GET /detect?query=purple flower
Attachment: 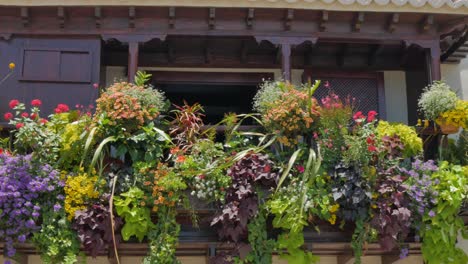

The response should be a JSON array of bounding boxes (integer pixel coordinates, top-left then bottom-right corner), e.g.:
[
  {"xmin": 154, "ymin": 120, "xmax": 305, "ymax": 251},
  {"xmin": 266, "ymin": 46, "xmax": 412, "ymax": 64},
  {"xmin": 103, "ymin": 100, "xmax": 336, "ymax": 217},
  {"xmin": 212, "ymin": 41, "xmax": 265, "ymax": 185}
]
[
  {"xmin": 399, "ymin": 248, "xmax": 409, "ymax": 259},
  {"xmin": 17, "ymin": 234, "xmax": 26, "ymax": 243},
  {"xmin": 53, "ymin": 204, "xmax": 61, "ymax": 212},
  {"xmin": 32, "ymin": 211, "xmax": 39, "ymax": 218},
  {"xmin": 428, "ymin": 210, "xmax": 435, "ymax": 217}
]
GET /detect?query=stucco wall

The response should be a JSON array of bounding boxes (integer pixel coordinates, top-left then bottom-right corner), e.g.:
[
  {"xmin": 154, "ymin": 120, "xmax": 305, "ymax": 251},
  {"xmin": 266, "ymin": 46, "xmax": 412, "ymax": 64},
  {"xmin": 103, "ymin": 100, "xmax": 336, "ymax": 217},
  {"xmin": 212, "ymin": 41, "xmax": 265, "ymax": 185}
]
[{"xmin": 441, "ymin": 57, "xmax": 468, "ymax": 100}]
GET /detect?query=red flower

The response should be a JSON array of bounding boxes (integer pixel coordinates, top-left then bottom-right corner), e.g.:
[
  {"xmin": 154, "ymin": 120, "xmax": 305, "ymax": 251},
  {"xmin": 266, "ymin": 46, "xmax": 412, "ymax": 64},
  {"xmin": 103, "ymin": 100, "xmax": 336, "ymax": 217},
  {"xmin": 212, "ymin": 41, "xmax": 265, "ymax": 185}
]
[
  {"xmin": 16, "ymin": 123, "xmax": 24, "ymax": 129},
  {"xmin": 368, "ymin": 145, "xmax": 377, "ymax": 152},
  {"xmin": 40, "ymin": 118, "xmax": 48, "ymax": 124},
  {"xmin": 21, "ymin": 112, "xmax": 29, "ymax": 118},
  {"xmin": 264, "ymin": 165, "xmax": 271, "ymax": 173},
  {"xmin": 30, "ymin": 113, "xmax": 37, "ymax": 120},
  {"xmin": 31, "ymin": 99, "xmax": 42, "ymax": 107},
  {"xmin": 366, "ymin": 137, "xmax": 374, "ymax": 144},
  {"xmin": 0, "ymin": 149, "xmax": 3, "ymax": 154},
  {"xmin": 54, "ymin": 103, "xmax": 70, "ymax": 113},
  {"xmin": 4, "ymin": 112, "xmax": 13, "ymax": 121},
  {"xmin": 367, "ymin": 111, "xmax": 378, "ymax": 122},
  {"xmin": 353, "ymin": 111, "xmax": 365, "ymax": 121},
  {"xmin": 198, "ymin": 174, "xmax": 205, "ymax": 180},
  {"xmin": 9, "ymin": 100, "xmax": 19, "ymax": 109}
]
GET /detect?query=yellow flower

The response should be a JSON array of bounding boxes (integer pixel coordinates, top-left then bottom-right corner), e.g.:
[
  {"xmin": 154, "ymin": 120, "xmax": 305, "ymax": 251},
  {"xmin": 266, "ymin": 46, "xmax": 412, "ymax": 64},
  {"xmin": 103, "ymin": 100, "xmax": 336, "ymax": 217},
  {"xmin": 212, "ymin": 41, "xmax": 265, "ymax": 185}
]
[
  {"xmin": 8, "ymin": 62, "xmax": 15, "ymax": 70},
  {"xmin": 424, "ymin": 120, "xmax": 429, "ymax": 128},
  {"xmin": 329, "ymin": 204, "xmax": 339, "ymax": 213},
  {"xmin": 328, "ymin": 214, "xmax": 337, "ymax": 225},
  {"xmin": 417, "ymin": 119, "xmax": 422, "ymax": 126}
]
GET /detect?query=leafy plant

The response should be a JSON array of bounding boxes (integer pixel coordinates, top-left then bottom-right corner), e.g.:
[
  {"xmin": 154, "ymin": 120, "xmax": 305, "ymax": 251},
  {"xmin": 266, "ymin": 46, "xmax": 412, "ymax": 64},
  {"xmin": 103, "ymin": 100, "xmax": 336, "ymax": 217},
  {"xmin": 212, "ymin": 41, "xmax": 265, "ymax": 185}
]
[
  {"xmin": 144, "ymin": 207, "xmax": 180, "ymax": 264},
  {"xmin": 169, "ymin": 102, "xmax": 205, "ymax": 151},
  {"xmin": 114, "ymin": 187, "xmax": 155, "ymax": 242},
  {"xmin": 72, "ymin": 202, "xmax": 123, "ymax": 257},
  {"xmin": 211, "ymin": 152, "xmax": 278, "ymax": 242},
  {"xmin": 376, "ymin": 121, "xmax": 423, "ymax": 158},
  {"xmin": 419, "ymin": 162, "xmax": 468, "ymax": 264},
  {"xmin": 64, "ymin": 170, "xmax": 101, "ymax": 220},
  {"xmin": 32, "ymin": 210, "xmax": 80, "ymax": 264},
  {"xmin": 239, "ymin": 208, "xmax": 275, "ymax": 264}
]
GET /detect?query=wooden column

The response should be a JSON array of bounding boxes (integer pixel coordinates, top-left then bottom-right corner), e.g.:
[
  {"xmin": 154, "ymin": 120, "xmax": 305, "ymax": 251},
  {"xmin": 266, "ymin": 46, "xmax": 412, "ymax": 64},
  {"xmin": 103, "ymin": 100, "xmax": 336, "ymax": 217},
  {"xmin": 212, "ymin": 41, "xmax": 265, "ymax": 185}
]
[
  {"xmin": 128, "ymin": 41, "xmax": 139, "ymax": 83},
  {"xmin": 425, "ymin": 43, "xmax": 441, "ymax": 82},
  {"xmin": 281, "ymin": 43, "xmax": 291, "ymax": 81}
]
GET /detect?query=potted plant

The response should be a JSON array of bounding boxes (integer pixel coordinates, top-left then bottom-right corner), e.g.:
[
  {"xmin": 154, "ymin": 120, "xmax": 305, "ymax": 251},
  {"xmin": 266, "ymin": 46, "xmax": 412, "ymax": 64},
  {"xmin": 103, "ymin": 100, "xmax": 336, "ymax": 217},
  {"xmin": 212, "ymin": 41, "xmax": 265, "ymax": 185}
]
[{"xmin": 418, "ymin": 81, "xmax": 459, "ymax": 134}]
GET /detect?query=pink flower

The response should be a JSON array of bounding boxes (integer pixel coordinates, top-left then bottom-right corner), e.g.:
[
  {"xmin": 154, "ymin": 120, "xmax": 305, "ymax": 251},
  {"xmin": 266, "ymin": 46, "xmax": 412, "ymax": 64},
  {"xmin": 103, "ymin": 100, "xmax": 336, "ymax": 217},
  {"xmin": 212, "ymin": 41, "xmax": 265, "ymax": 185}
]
[
  {"xmin": 31, "ymin": 99, "xmax": 42, "ymax": 107},
  {"xmin": 16, "ymin": 123, "xmax": 24, "ymax": 129},
  {"xmin": 368, "ymin": 145, "xmax": 377, "ymax": 152},
  {"xmin": 21, "ymin": 112, "xmax": 29, "ymax": 118},
  {"xmin": 313, "ymin": 132, "xmax": 319, "ymax": 139},
  {"xmin": 30, "ymin": 113, "xmax": 37, "ymax": 120},
  {"xmin": 296, "ymin": 165, "xmax": 305, "ymax": 173},
  {"xmin": 4, "ymin": 112, "xmax": 13, "ymax": 121},
  {"xmin": 199, "ymin": 174, "xmax": 205, "ymax": 180},
  {"xmin": 40, "ymin": 118, "xmax": 48, "ymax": 124},
  {"xmin": 324, "ymin": 81, "xmax": 330, "ymax": 88},
  {"xmin": 9, "ymin": 100, "xmax": 19, "ymax": 109},
  {"xmin": 93, "ymin": 83, "xmax": 99, "ymax": 89}
]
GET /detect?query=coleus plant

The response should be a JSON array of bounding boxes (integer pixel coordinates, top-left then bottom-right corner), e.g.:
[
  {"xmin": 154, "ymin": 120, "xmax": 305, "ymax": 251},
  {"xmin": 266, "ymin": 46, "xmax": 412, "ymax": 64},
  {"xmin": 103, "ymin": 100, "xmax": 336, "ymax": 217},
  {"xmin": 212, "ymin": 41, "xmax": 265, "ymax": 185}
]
[{"xmin": 211, "ymin": 152, "xmax": 278, "ymax": 243}]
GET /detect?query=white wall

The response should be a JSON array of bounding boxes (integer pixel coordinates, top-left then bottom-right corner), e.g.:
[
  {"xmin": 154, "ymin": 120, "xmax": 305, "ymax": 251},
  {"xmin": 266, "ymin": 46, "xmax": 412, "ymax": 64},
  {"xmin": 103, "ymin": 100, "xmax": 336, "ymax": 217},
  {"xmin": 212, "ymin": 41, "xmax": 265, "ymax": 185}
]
[
  {"xmin": 383, "ymin": 71, "xmax": 408, "ymax": 124},
  {"xmin": 441, "ymin": 57, "xmax": 468, "ymax": 100}
]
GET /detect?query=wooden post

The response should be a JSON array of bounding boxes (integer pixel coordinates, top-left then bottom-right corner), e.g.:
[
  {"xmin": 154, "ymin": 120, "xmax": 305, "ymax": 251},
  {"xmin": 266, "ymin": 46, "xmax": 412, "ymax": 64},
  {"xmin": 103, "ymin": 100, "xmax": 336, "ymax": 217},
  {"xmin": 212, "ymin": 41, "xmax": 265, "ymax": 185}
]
[
  {"xmin": 425, "ymin": 42, "xmax": 441, "ymax": 82},
  {"xmin": 281, "ymin": 43, "xmax": 291, "ymax": 81},
  {"xmin": 128, "ymin": 41, "xmax": 139, "ymax": 83}
]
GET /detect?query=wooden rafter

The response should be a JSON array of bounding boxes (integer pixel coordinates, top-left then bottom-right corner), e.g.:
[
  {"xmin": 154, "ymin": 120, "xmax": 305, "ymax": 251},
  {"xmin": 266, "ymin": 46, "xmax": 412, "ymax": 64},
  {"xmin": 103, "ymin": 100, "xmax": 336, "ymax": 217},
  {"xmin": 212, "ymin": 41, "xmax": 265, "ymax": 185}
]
[
  {"xmin": 169, "ymin": 7, "xmax": 176, "ymax": 29},
  {"xmin": 129, "ymin": 7, "xmax": 135, "ymax": 28},
  {"xmin": 209, "ymin": 8, "xmax": 216, "ymax": 30},
  {"xmin": 94, "ymin": 7, "xmax": 101, "ymax": 29},
  {"xmin": 246, "ymin": 8, "xmax": 254, "ymax": 29},
  {"xmin": 320, "ymin": 10, "xmax": 328, "ymax": 32},
  {"xmin": 387, "ymin": 13, "xmax": 399, "ymax": 33},
  {"xmin": 57, "ymin": 7, "xmax": 65, "ymax": 28},
  {"xmin": 353, "ymin": 12, "xmax": 365, "ymax": 32},
  {"xmin": 421, "ymin": 15, "xmax": 434, "ymax": 32},
  {"xmin": 285, "ymin": 9, "xmax": 294, "ymax": 31},
  {"xmin": 20, "ymin": 7, "xmax": 29, "ymax": 27}
]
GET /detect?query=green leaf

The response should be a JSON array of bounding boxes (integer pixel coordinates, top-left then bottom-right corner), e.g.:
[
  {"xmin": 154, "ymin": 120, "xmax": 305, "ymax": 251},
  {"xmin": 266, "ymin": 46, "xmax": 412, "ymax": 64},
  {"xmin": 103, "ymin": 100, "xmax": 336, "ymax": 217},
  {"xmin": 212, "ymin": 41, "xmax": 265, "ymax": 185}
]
[{"xmin": 276, "ymin": 148, "xmax": 302, "ymax": 191}]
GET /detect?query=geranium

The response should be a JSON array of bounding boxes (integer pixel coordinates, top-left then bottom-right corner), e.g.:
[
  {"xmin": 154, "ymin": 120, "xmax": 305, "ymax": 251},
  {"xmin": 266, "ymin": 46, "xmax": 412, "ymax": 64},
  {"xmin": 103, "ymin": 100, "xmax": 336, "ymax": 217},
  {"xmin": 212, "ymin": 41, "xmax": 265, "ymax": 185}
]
[
  {"xmin": 353, "ymin": 111, "xmax": 365, "ymax": 122},
  {"xmin": 31, "ymin": 99, "xmax": 42, "ymax": 107},
  {"xmin": 4, "ymin": 112, "xmax": 13, "ymax": 120},
  {"xmin": 21, "ymin": 112, "xmax": 29, "ymax": 118},
  {"xmin": 9, "ymin": 99, "xmax": 19, "ymax": 109},
  {"xmin": 54, "ymin": 104, "xmax": 70, "ymax": 113},
  {"xmin": 367, "ymin": 111, "xmax": 377, "ymax": 122},
  {"xmin": 16, "ymin": 123, "xmax": 24, "ymax": 129}
]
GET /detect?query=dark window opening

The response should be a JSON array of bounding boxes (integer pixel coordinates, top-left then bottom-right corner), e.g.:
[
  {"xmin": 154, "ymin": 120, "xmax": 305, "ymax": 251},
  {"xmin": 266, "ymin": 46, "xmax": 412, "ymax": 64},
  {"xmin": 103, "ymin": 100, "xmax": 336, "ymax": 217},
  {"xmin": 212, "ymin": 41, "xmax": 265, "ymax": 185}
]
[{"xmin": 156, "ymin": 83, "xmax": 258, "ymax": 125}]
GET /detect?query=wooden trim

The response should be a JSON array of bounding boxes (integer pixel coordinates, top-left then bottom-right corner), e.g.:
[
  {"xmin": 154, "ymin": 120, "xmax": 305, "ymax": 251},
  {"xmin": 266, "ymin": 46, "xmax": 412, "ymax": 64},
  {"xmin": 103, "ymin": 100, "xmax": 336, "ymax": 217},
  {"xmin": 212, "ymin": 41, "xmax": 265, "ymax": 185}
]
[{"xmin": 150, "ymin": 71, "xmax": 274, "ymax": 85}]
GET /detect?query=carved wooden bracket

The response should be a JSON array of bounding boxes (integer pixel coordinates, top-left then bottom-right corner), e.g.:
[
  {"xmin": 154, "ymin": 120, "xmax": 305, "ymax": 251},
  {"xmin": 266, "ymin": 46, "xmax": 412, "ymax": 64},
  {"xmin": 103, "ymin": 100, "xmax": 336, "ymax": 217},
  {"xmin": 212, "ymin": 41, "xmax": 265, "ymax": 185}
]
[
  {"xmin": 169, "ymin": 7, "xmax": 176, "ymax": 29},
  {"xmin": 57, "ymin": 7, "xmax": 65, "ymax": 29},
  {"xmin": 101, "ymin": 34, "xmax": 167, "ymax": 43},
  {"xmin": 254, "ymin": 36, "xmax": 318, "ymax": 46},
  {"xmin": 94, "ymin": 7, "xmax": 102, "ymax": 29},
  {"xmin": 20, "ymin": 7, "xmax": 29, "ymax": 27},
  {"xmin": 246, "ymin": 8, "xmax": 254, "ymax": 29}
]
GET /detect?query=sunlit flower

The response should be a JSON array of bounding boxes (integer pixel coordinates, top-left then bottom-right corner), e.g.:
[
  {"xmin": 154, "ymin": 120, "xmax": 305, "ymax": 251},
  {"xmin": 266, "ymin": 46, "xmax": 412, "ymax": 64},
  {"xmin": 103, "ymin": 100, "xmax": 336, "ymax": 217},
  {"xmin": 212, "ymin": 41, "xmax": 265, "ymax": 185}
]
[
  {"xmin": 8, "ymin": 62, "xmax": 15, "ymax": 70},
  {"xmin": 4, "ymin": 112, "xmax": 13, "ymax": 121},
  {"xmin": 30, "ymin": 99, "xmax": 42, "ymax": 107},
  {"xmin": 15, "ymin": 123, "xmax": 24, "ymax": 129},
  {"xmin": 9, "ymin": 100, "xmax": 19, "ymax": 109}
]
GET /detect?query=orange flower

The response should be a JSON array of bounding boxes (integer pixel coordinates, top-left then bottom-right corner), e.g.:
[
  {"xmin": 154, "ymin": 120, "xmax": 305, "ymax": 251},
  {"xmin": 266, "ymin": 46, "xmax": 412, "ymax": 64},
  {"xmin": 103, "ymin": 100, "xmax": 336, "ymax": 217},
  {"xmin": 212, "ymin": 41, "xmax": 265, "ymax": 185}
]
[{"xmin": 176, "ymin": 155, "xmax": 186, "ymax": 163}]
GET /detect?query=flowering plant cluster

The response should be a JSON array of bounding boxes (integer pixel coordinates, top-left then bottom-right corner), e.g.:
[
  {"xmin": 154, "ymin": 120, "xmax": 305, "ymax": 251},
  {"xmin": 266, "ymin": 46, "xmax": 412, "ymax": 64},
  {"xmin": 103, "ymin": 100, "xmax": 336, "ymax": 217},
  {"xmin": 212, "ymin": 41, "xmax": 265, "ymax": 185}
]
[
  {"xmin": 0, "ymin": 76, "xmax": 467, "ymax": 264},
  {"xmin": 436, "ymin": 99, "xmax": 468, "ymax": 129}
]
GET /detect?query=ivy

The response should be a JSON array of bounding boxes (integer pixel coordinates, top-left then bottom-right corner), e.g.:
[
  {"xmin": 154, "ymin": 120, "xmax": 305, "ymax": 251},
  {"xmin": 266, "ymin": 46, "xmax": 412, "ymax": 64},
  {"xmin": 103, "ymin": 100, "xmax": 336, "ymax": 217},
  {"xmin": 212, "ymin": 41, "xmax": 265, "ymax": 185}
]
[{"xmin": 240, "ymin": 208, "xmax": 275, "ymax": 264}]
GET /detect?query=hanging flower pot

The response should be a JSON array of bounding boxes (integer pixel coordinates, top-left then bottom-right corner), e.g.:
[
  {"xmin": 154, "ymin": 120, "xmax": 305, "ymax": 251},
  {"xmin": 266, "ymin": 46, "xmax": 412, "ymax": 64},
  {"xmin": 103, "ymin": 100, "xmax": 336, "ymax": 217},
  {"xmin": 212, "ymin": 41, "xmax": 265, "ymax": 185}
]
[{"xmin": 437, "ymin": 119, "xmax": 459, "ymax": 134}]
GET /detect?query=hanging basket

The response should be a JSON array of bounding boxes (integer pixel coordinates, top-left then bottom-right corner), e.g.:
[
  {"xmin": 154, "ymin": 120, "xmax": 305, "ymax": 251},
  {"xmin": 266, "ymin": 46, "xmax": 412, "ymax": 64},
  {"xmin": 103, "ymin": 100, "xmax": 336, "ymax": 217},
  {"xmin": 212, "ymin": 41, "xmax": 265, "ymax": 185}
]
[{"xmin": 438, "ymin": 121, "xmax": 459, "ymax": 135}]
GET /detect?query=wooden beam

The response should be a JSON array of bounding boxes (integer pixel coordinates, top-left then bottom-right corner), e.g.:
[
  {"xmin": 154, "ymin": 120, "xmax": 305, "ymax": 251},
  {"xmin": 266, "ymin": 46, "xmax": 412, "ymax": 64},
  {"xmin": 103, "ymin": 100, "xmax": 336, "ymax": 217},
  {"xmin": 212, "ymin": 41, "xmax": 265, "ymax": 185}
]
[
  {"xmin": 285, "ymin": 9, "xmax": 294, "ymax": 31},
  {"xmin": 381, "ymin": 255, "xmax": 400, "ymax": 264},
  {"xmin": 320, "ymin": 10, "xmax": 328, "ymax": 32},
  {"xmin": 387, "ymin": 13, "xmax": 399, "ymax": 33},
  {"xmin": 128, "ymin": 42, "xmax": 139, "ymax": 82},
  {"xmin": 20, "ymin": 7, "xmax": 29, "ymax": 27},
  {"xmin": 368, "ymin": 44, "xmax": 384, "ymax": 66},
  {"xmin": 94, "ymin": 7, "xmax": 102, "ymax": 29},
  {"xmin": 169, "ymin": 7, "xmax": 176, "ymax": 29},
  {"xmin": 425, "ymin": 42, "xmax": 441, "ymax": 81},
  {"xmin": 421, "ymin": 15, "xmax": 434, "ymax": 32},
  {"xmin": 204, "ymin": 42, "xmax": 212, "ymax": 64},
  {"xmin": 129, "ymin": 7, "xmax": 136, "ymax": 28},
  {"xmin": 353, "ymin": 12, "xmax": 365, "ymax": 32},
  {"xmin": 208, "ymin": 8, "xmax": 216, "ymax": 30},
  {"xmin": 57, "ymin": 7, "xmax": 65, "ymax": 28},
  {"xmin": 336, "ymin": 255, "xmax": 353, "ymax": 264},
  {"xmin": 246, "ymin": 8, "xmax": 254, "ymax": 29},
  {"xmin": 167, "ymin": 40, "xmax": 175, "ymax": 63}
]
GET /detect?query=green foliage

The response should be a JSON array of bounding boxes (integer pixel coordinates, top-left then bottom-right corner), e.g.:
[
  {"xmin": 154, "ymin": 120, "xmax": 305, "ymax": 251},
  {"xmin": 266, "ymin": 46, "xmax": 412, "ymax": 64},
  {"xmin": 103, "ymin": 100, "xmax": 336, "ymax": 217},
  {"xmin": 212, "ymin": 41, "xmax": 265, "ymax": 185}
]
[
  {"xmin": 418, "ymin": 81, "xmax": 459, "ymax": 120},
  {"xmin": 134, "ymin": 71, "xmax": 153, "ymax": 87},
  {"xmin": 276, "ymin": 232, "xmax": 319, "ymax": 264},
  {"xmin": 240, "ymin": 209, "xmax": 275, "ymax": 264},
  {"xmin": 114, "ymin": 187, "xmax": 155, "ymax": 242},
  {"xmin": 421, "ymin": 162, "xmax": 468, "ymax": 264},
  {"xmin": 376, "ymin": 121, "xmax": 423, "ymax": 158},
  {"xmin": 144, "ymin": 207, "xmax": 180, "ymax": 264},
  {"xmin": 252, "ymin": 81, "xmax": 285, "ymax": 115},
  {"xmin": 32, "ymin": 211, "xmax": 80, "ymax": 264},
  {"xmin": 441, "ymin": 130, "xmax": 468, "ymax": 165}
]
